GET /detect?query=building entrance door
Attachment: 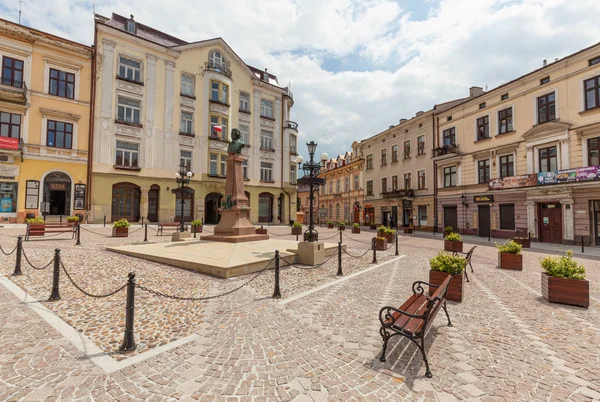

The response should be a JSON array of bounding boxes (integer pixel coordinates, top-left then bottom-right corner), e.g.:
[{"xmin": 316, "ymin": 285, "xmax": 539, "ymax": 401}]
[
  {"xmin": 147, "ymin": 185, "xmax": 159, "ymax": 222},
  {"xmin": 539, "ymin": 203, "xmax": 563, "ymax": 243},
  {"xmin": 443, "ymin": 206, "xmax": 458, "ymax": 233},
  {"xmin": 594, "ymin": 201, "xmax": 600, "ymax": 245},
  {"xmin": 43, "ymin": 172, "xmax": 71, "ymax": 216},
  {"xmin": 478, "ymin": 205, "xmax": 490, "ymax": 238}
]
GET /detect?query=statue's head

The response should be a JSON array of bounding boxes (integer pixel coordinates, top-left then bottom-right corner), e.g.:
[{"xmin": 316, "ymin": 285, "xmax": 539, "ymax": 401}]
[{"xmin": 231, "ymin": 128, "xmax": 241, "ymax": 140}]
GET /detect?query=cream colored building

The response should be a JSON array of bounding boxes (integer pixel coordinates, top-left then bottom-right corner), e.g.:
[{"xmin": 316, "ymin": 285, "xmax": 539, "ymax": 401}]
[
  {"xmin": 91, "ymin": 13, "xmax": 298, "ymax": 225},
  {"xmin": 435, "ymin": 42, "xmax": 600, "ymax": 245}
]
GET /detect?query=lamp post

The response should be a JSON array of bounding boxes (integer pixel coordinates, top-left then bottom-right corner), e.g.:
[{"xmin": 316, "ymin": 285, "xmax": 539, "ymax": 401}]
[
  {"xmin": 175, "ymin": 164, "xmax": 194, "ymax": 233},
  {"xmin": 460, "ymin": 193, "xmax": 467, "ymax": 235},
  {"xmin": 302, "ymin": 141, "xmax": 322, "ymax": 242}
]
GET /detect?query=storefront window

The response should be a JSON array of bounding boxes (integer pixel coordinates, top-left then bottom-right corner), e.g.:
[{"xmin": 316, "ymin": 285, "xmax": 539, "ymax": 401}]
[{"xmin": 0, "ymin": 182, "xmax": 17, "ymax": 212}]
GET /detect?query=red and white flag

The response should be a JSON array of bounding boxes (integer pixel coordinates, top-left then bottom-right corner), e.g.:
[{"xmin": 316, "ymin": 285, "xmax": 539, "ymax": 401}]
[{"xmin": 213, "ymin": 125, "xmax": 222, "ymax": 133}]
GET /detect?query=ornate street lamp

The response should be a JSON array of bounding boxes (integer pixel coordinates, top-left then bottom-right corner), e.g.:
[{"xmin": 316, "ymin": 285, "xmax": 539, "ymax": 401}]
[
  {"xmin": 301, "ymin": 141, "xmax": 324, "ymax": 242},
  {"xmin": 175, "ymin": 164, "xmax": 194, "ymax": 233}
]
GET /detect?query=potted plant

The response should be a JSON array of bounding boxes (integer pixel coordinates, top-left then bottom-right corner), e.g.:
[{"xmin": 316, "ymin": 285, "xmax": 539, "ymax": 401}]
[
  {"xmin": 375, "ymin": 236, "xmax": 387, "ymax": 250},
  {"xmin": 256, "ymin": 225, "xmax": 268, "ymax": 235},
  {"xmin": 429, "ymin": 251, "xmax": 467, "ymax": 303},
  {"xmin": 496, "ymin": 240, "xmax": 522, "ymax": 270},
  {"xmin": 66, "ymin": 215, "xmax": 80, "ymax": 226},
  {"xmin": 443, "ymin": 226, "xmax": 454, "ymax": 237},
  {"xmin": 541, "ymin": 251, "xmax": 589, "ymax": 308},
  {"xmin": 26, "ymin": 217, "xmax": 45, "ymax": 236},
  {"xmin": 377, "ymin": 225, "xmax": 387, "ymax": 238},
  {"xmin": 292, "ymin": 221, "xmax": 302, "ymax": 235},
  {"xmin": 327, "ymin": 220, "xmax": 334, "ymax": 229},
  {"xmin": 385, "ymin": 227, "xmax": 396, "ymax": 243},
  {"xmin": 369, "ymin": 223, "xmax": 377, "ymax": 230},
  {"xmin": 338, "ymin": 221, "xmax": 346, "ymax": 231},
  {"xmin": 191, "ymin": 219, "xmax": 203, "ymax": 233},
  {"xmin": 112, "ymin": 218, "xmax": 130, "ymax": 237},
  {"xmin": 444, "ymin": 232, "xmax": 463, "ymax": 252},
  {"xmin": 512, "ymin": 237, "xmax": 531, "ymax": 248},
  {"xmin": 352, "ymin": 222, "xmax": 361, "ymax": 234}
]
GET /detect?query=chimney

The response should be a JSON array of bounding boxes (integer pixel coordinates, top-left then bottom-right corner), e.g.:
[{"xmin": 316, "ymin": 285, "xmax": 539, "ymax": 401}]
[
  {"xmin": 543, "ymin": 59, "xmax": 547, "ymax": 67},
  {"xmin": 415, "ymin": 111, "xmax": 424, "ymax": 116},
  {"xmin": 399, "ymin": 118, "xmax": 408, "ymax": 124},
  {"xmin": 469, "ymin": 86, "xmax": 484, "ymax": 97}
]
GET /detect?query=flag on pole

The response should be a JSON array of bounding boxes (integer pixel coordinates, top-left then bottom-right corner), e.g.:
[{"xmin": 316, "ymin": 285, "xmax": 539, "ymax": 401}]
[{"xmin": 213, "ymin": 125, "xmax": 222, "ymax": 133}]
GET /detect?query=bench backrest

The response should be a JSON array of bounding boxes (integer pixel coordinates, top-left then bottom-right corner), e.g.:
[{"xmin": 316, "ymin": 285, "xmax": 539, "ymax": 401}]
[
  {"xmin": 424, "ymin": 274, "xmax": 452, "ymax": 331},
  {"xmin": 464, "ymin": 246, "xmax": 476, "ymax": 261}
]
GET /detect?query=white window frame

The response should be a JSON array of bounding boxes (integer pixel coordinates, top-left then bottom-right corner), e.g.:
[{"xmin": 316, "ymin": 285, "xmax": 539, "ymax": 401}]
[
  {"xmin": 532, "ymin": 89, "xmax": 559, "ymax": 125},
  {"xmin": 209, "ymin": 153, "xmax": 225, "ymax": 176},
  {"xmin": 181, "ymin": 73, "xmax": 195, "ymax": 97},
  {"xmin": 474, "ymin": 114, "xmax": 491, "ymax": 141},
  {"xmin": 261, "ymin": 129, "xmax": 273, "ymax": 150},
  {"xmin": 209, "ymin": 50, "xmax": 226, "ymax": 68},
  {"xmin": 261, "ymin": 161, "xmax": 273, "ymax": 182},
  {"xmin": 239, "ymin": 123, "xmax": 250, "ymax": 146},
  {"xmin": 240, "ymin": 91, "xmax": 250, "ymax": 112},
  {"xmin": 476, "ymin": 158, "xmax": 491, "ymax": 184},
  {"xmin": 40, "ymin": 110, "xmax": 80, "ymax": 151},
  {"xmin": 117, "ymin": 96, "xmax": 141, "ymax": 124},
  {"xmin": 43, "ymin": 60, "xmax": 81, "ymax": 101},
  {"xmin": 115, "ymin": 140, "xmax": 140, "ymax": 168},
  {"xmin": 180, "ymin": 150, "xmax": 192, "ymax": 171},
  {"xmin": 417, "ymin": 169, "xmax": 426, "ymax": 190},
  {"xmin": 243, "ymin": 159, "xmax": 249, "ymax": 180},
  {"xmin": 417, "ymin": 136, "xmax": 425, "ymax": 155},
  {"xmin": 366, "ymin": 180, "xmax": 374, "ymax": 196},
  {"xmin": 118, "ymin": 56, "xmax": 142, "ymax": 83},
  {"xmin": 403, "ymin": 172, "xmax": 411, "ymax": 189},
  {"xmin": 180, "ymin": 110, "xmax": 193, "ymax": 134},
  {"xmin": 290, "ymin": 134, "xmax": 297, "ymax": 154},
  {"xmin": 497, "ymin": 152, "xmax": 516, "ymax": 178},
  {"xmin": 290, "ymin": 165, "xmax": 297, "ymax": 184},
  {"xmin": 261, "ymin": 99, "xmax": 274, "ymax": 118},
  {"xmin": 210, "ymin": 115, "xmax": 228, "ymax": 140}
]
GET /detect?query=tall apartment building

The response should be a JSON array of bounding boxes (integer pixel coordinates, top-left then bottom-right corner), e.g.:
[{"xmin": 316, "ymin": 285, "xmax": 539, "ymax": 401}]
[
  {"xmin": 0, "ymin": 19, "xmax": 92, "ymax": 223},
  {"xmin": 435, "ymin": 41, "xmax": 600, "ymax": 245},
  {"xmin": 317, "ymin": 142, "xmax": 364, "ymax": 224},
  {"xmin": 91, "ymin": 13, "xmax": 298, "ymax": 224}
]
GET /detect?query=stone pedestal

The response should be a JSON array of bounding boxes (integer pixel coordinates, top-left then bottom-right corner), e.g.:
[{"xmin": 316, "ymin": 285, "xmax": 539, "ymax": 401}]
[
  {"xmin": 297, "ymin": 241, "xmax": 325, "ymax": 265},
  {"xmin": 172, "ymin": 232, "xmax": 192, "ymax": 242}
]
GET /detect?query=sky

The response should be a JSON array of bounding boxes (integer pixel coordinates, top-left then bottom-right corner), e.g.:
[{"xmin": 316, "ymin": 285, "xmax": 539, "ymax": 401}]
[{"xmin": 2, "ymin": 0, "xmax": 600, "ymax": 164}]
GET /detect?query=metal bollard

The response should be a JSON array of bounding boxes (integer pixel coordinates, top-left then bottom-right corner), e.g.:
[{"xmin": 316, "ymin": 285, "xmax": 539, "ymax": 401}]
[
  {"xmin": 75, "ymin": 224, "xmax": 81, "ymax": 246},
  {"xmin": 193, "ymin": 224, "xmax": 197, "ymax": 238},
  {"xmin": 144, "ymin": 223, "xmax": 148, "ymax": 242},
  {"xmin": 12, "ymin": 236, "xmax": 22, "ymax": 276},
  {"xmin": 337, "ymin": 242, "xmax": 343, "ymax": 276},
  {"xmin": 339, "ymin": 230, "xmax": 342, "ymax": 244},
  {"xmin": 272, "ymin": 250, "xmax": 281, "ymax": 299},
  {"xmin": 103, "ymin": 215, "xmax": 106, "ymax": 227},
  {"xmin": 581, "ymin": 236, "xmax": 585, "ymax": 253},
  {"xmin": 141, "ymin": 216, "xmax": 144, "ymax": 226},
  {"xmin": 48, "ymin": 249, "xmax": 61, "ymax": 301},
  {"xmin": 372, "ymin": 237, "xmax": 377, "ymax": 264},
  {"xmin": 296, "ymin": 232, "xmax": 299, "ymax": 242},
  {"xmin": 395, "ymin": 234, "xmax": 399, "ymax": 256},
  {"xmin": 119, "ymin": 272, "xmax": 137, "ymax": 352}
]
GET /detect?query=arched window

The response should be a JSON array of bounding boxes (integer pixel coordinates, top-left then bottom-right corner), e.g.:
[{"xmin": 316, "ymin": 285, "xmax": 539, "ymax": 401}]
[
  {"xmin": 258, "ymin": 192, "xmax": 274, "ymax": 223},
  {"xmin": 112, "ymin": 182, "xmax": 140, "ymax": 222},
  {"xmin": 209, "ymin": 50, "xmax": 226, "ymax": 68},
  {"xmin": 126, "ymin": 15, "xmax": 136, "ymax": 34}
]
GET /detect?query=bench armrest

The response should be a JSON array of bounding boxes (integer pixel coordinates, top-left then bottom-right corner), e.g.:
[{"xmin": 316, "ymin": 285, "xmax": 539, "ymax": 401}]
[
  {"xmin": 379, "ymin": 306, "xmax": 427, "ymax": 328},
  {"xmin": 412, "ymin": 280, "xmax": 439, "ymax": 295}
]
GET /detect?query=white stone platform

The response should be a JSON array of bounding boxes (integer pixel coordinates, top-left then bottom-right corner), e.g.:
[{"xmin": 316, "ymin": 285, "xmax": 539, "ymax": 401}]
[{"xmin": 107, "ymin": 239, "xmax": 339, "ymax": 278}]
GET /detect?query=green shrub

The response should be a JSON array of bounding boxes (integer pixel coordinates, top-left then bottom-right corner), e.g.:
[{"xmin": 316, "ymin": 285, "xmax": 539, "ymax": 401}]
[
  {"xmin": 496, "ymin": 240, "xmax": 522, "ymax": 254},
  {"xmin": 378, "ymin": 225, "xmax": 387, "ymax": 232},
  {"xmin": 327, "ymin": 220, "xmax": 333, "ymax": 225},
  {"xmin": 445, "ymin": 232, "xmax": 462, "ymax": 242},
  {"xmin": 113, "ymin": 218, "xmax": 131, "ymax": 228},
  {"xmin": 26, "ymin": 217, "xmax": 44, "ymax": 224},
  {"xmin": 293, "ymin": 221, "xmax": 302, "ymax": 228},
  {"xmin": 540, "ymin": 251, "xmax": 586, "ymax": 280},
  {"xmin": 66, "ymin": 215, "xmax": 79, "ymax": 222},
  {"xmin": 352, "ymin": 223, "xmax": 360, "ymax": 229},
  {"xmin": 338, "ymin": 221, "xmax": 345, "ymax": 226},
  {"xmin": 444, "ymin": 226, "xmax": 454, "ymax": 235},
  {"xmin": 429, "ymin": 251, "xmax": 467, "ymax": 275},
  {"xmin": 191, "ymin": 219, "xmax": 203, "ymax": 227},
  {"xmin": 384, "ymin": 227, "xmax": 396, "ymax": 235}
]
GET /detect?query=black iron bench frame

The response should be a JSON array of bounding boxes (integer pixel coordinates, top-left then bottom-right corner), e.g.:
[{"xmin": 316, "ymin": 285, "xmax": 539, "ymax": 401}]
[
  {"xmin": 452, "ymin": 245, "xmax": 476, "ymax": 282},
  {"xmin": 157, "ymin": 222, "xmax": 188, "ymax": 236}
]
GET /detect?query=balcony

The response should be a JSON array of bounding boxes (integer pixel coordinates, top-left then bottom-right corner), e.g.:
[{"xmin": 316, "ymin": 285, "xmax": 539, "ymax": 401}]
[
  {"xmin": 204, "ymin": 62, "xmax": 232, "ymax": 78},
  {"xmin": 285, "ymin": 120, "xmax": 298, "ymax": 131},
  {"xmin": 0, "ymin": 78, "xmax": 27, "ymax": 105},
  {"xmin": 433, "ymin": 144, "xmax": 461, "ymax": 160},
  {"xmin": 285, "ymin": 87, "xmax": 294, "ymax": 101},
  {"xmin": 382, "ymin": 189, "xmax": 415, "ymax": 198}
]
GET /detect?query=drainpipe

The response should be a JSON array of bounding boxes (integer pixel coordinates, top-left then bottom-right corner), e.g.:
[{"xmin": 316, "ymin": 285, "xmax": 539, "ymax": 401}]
[
  {"xmin": 433, "ymin": 114, "xmax": 438, "ymax": 235},
  {"xmin": 86, "ymin": 23, "xmax": 98, "ymax": 219},
  {"xmin": 280, "ymin": 92, "xmax": 292, "ymax": 225}
]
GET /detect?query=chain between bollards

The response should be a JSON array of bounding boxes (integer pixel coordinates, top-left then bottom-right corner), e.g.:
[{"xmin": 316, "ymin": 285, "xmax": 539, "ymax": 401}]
[
  {"xmin": 272, "ymin": 250, "xmax": 281, "ymax": 299},
  {"xmin": 48, "ymin": 249, "xmax": 61, "ymax": 301},
  {"xmin": 372, "ymin": 237, "xmax": 377, "ymax": 264},
  {"xmin": 12, "ymin": 236, "xmax": 22, "ymax": 276},
  {"xmin": 119, "ymin": 272, "xmax": 137, "ymax": 352},
  {"xmin": 337, "ymin": 242, "xmax": 343, "ymax": 276},
  {"xmin": 395, "ymin": 234, "xmax": 399, "ymax": 256},
  {"xmin": 75, "ymin": 224, "xmax": 81, "ymax": 246},
  {"xmin": 144, "ymin": 223, "xmax": 148, "ymax": 242}
]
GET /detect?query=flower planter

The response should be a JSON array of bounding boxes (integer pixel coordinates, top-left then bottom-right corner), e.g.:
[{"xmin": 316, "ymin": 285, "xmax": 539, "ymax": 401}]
[
  {"xmin": 352, "ymin": 227, "xmax": 361, "ymax": 234},
  {"xmin": 328, "ymin": 224, "xmax": 334, "ymax": 229},
  {"xmin": 28, "ymin": 223, "xmax": 45, "ymax": 236},
  {"xmin": 429, "ymin": 270, "xmax": 464, "ymax": 303},
  {"xmin": 386, "ymin": 234, "xmax": 395, "ymax": 243},
  {"xmin": 339, "ymin": 226, "xmax": 346, "ymax": 231},
  {"xmin": 444, "ymin": 240, "xmax": 463, "ymax": 252},
  {"xmin": 499, "ymin": 253, "xmax": 522, "ymax": 270},
  {"xmin": 541, "ymin": 272, "xmax": 589, "ymax": 308},
  {"xmin": 256, "ymin": 228, "xmax": 268, "ymax": 235},
  {"xmin": 513, "ymin": 238, "xmax": 530, "ymax": 248},
  {"xmin": 112, "ymin": 227, "xmax": 129, "ymax": 237},
  {"xmin": 404, "ymin": 228, "xmax": 413, "ymax": 234},
  {"xmin": 193, "ymin": 226, "xmax": 203, "ymax": 233},
  {"xmin": 375, "ymin": 238, "xmax": 387, "ymax": 250},
  {"xmin": 292, "ymin": 227, "xmax": 302, "ymax": 235},
  {"xmin": 378, "ymin": 230, "xmax": 386, "ymax": 238},
  {"xmin": 303, "ymin": 231, "xmax": 319, "ymax": 241}
]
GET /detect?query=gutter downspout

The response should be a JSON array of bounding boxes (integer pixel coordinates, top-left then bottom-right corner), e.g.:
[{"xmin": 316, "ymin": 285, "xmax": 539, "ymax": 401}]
[
  {"xmin": 86, "ymin": 21, "xmax": 98, "ymax": 222},
  {"xmin": 280, "ymin": 92, "xmax": 292, "ymax": 225},
  {"xmin": 433, "ymin": 114, "xmax": 438, "ymax": 235}
]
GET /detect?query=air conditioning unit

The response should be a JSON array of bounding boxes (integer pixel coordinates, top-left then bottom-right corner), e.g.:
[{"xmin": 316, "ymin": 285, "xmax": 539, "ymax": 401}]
[{"xmin": 0, "ymin": 155, "xmax": 14, "ymax": 163}]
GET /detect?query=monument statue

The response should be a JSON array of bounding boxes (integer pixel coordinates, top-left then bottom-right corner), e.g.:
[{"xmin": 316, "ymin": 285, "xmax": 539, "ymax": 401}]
[{"xmin": 227, "ymin": 128, "xmax": 244, "ymax": 154}]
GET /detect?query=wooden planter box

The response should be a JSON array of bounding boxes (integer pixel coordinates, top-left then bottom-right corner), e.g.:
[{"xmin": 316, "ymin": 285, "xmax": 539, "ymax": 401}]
[
  {"xmin": 386, "ymin": 234, "xmax": 395, "ymax": 243},
  {"xmin": 338, "ymin": 226, "xmax": 346, "ymax": 231},
  {"xmin": 378, "ymin": 230, "xmax": 386, "ymax": 238},
  {"xmin": 404, "ymin": 227, "xmax": 413, "ymax": 234},
  {"xmin": 444, "ymin": 240, "xmax": 463, "ymax": 252},
  {"xmin": 352, "ymin": 227, "xmax": 361, "ymax": 234},
  {"xmin": 28, "ymin": 224, "xmax": 45, "ymax": 236},
  {"xmin": 542, "ymin": 272, "xmax": 589, "ymax": 308},
  {"xmin": 193, "ymin": 226, "xmax": 203, "ymax": 233},
  {"xmin": 499, "ymin": 253, "xmax": 522, "ymax": 270},
  {"xmin": 327, "ymin": 224, "xmax": 334, "ymax": 229},
  {"xmin": 112, "ymin": 227, "xmax": 129, "ymax": 237},
  {"xmin": 256, "ymin": 228, "xmax": 268, "ymax": 235},
  {"xmin": 429, "ymin": 270, "xmax": 464, "ymax": 303},
  {"xmin": 375, "ymin": 238, "xmax": 387, "ymax": 250},
  {"xmin": 292, "ymin": 227, "xmax": 302, "ymax": 235},
  {"xmin": 513, "ymin": 238, "xmax": 531, "ymax": 248}
]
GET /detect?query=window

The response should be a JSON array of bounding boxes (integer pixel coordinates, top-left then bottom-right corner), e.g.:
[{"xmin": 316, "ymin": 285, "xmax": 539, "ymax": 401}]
[
  {"xmin": 476, "ymin": 116, "xmax": 489, "ymax": 140},
  {"xmin": 479, "ymin": 102, "xmax": 486, "ymax": 109},
  {"xmin": 126, "ymin": 19, "xmax": 136, "ymax": 33},
  {"xmin": 115, "ymin": 141, "xmax": 139, "ymax": 168},
  {"xmin": 180, "ymin": 150, "xmax": 192, "ymax": 171},
  {"xmin": 540, "ymin": 76, "xmax": 550, "ymax": 85},
  {"xmin": 381, "ymin": 148, "xmax": 387, "ymax": 165},
  {"xmin": 2, "ymin": 56, "xmax": 24, "ymax": 88},
  {"xmin": 209, "ymin": 153, "xmax": 226, "ymax": 176},
  {"xmin": 417, "ymin": 136, "xmax": 425, "ymax": 155},
  {"xmin": 366, "ymin": 154, "xmax": 373, "ymax": 170},
  {"xmin": 381, "ymin": 177, "xmax": 387, "ymax": 193},
  {"xmin": 290, "ymin": 134, "xmax": 297, "ymax": 154},
  {"xmin": 447, "ymin": 116, "xmax": 452, "ymax": 122},
  {"xmin": 210, "ymin": 81, "xmax": 229, "ymax": 104},
  {"xmin": 239, "ymin": 123, "xmax": 250, "ymax": 145},
  {"xmin": 329, "ymin": 181, "xmax": 332, "ymax": 194},
  {"xmin": 584, "ymin": 76, "xmax": 600, "ymax": 111},
  {"xmin": 499, "ymin": 154, "xmax": 514, "ymax": 178},
  {"xmin": 590, "ymin": 57, "xmax": 600, "ymax": 67},
  {"xmin": 0, "ymin": 182, "xmax": 17, "ymax": 212},
  {"xmin": 403, "ymin": 140, "xmax": 411, "ymax": 159},
  {"xmin": 391, "ymin": 145, "xmax": 398, "ymax": 162},
  {"xmin": 443, "ymin": 128, "xmax": 456, "ymax": 146},
  {"xmin": 117, "ymin": 97, "xmax": 141, "ymax": 124},
  {"xmin": 392, "ymin": 175, "xmax": 398, "ymax": 190},
  {"xmin": 290, "ymin": 165, "xmax": 297, "ymax": 184},
  {"xmin": 336, "ymin": 204, "xmax": 340, "ymax": 220},
  {"xmin": 180, "ymin": 111, "xmax": 193, "ymax": 134},
  {"xmin": 418, "ymin": 170, "xmax": 426, "ymax": 190},
  {"xmin": 181, "ymin": 74, "xmax": 194, "ymax": 97},
  {"xmin": 344, "ymin": 177, "xmax": 349, "ymax": 192},
  {"xmin": 539, "ymin": 146, "xmax": 558, "ymax": 172},
  {"xmin": 478, "ymin": 159, "xmax": 490, "ymax": 184},
  {"xmin": 498, "ymin": 107, "xmax": 513, "ymax": 134},
  {"xmin": 404, "ymin": 173, "xmax": 411, "ymax": 189},
  {"xmin": 501, "ymin": 93, "xmax": 509, "ymax": 101},
  {"xmin": 500, "ymin": 204, "xmax": 515, "ymax": 230},
  {"xmin": 49, "ymin": 69, "xmax": 75, "ymax": 99},
  {"xmin": 260, "ymin": 162, "xmax": 273, "ymax": 182},
  {"xmin": 260, "ymin": 99, "xmax": 274, "ymax": 118},
  {"xmin": 261, "ymin": 129, "xmax": 274, "ymax": 150},
  {"xmin": 366, "ymin": 180, "xmax": 373, "ymax": 196},
  {"xmin": 118, "ymin": 57, "xmax": 141, "ymax": 83},
  {"xmin": 243, "ymin": 159, "xmax": 249, "ymax": 180},
  {"xmin": 354, "ymin": 175, "xmax": 359, "ymax": 190},
  {"xmin": 588, "ymin": 138, "xmax": 600, "ymax": 166},
  {"xmin": 418, "ymin": 206, "xmax": 427, "ymax": 226},
  {"xmin": 46, "ymin": 120, "xmax": 73, "ymax": 149},
  {"xmin": 0, "ymin": 112, "xmax": 21, "ymax": 138},
  {"xmin": 537, "ymin": 92, "xmax": 556, "ymax": 123},
  {"xmin": 209, "ymin": 51, "xmax": 226, "ymax": 68},
  {"xmin": 443, "ymin": 166, "xmax": 457, "ymax": 187},
  {"xmin": 210, "ymin": 115, "xmax": 228, "ymax": 140},
  {"xmin": 240, "ymin": 92, "xmax": 250, "ymax": 112}
]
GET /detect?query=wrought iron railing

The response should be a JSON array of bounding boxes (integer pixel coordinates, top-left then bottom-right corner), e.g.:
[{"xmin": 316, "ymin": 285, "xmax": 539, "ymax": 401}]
[
  {"xmin": 382, "ymin": 189, "xmax": 415, "ymax": 198},
  {"xmin": 433, "ymin": 144, "xmax": 460, "ymax": 157},
  {"xmin": 0, "ymin": 79, "xmax": 27, "ymax": 103},
  {"xmin": 286, "ymin": 120, "xmax": 298, "ymax": 130},
  {"xmin": 204, "ymin": 62, "xmax": 232, "ymax": 77}
]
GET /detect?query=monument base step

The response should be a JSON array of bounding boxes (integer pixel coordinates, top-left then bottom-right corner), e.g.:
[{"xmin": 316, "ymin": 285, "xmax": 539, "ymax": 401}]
[{"xmin": 199, "ymin": 233, "xmax": 269, "ymax": 243}]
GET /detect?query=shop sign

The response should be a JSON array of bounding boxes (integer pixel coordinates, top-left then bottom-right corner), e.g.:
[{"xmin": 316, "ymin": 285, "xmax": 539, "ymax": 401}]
[
  {"xmin": 48, "ymin": 183, "xmax": 67, "ymax": 191},
  {"xmin": 473, "ymin": 195, "xmax": 494, "ymax": 203},
  {"xmin": 0, "ymin": 164, "xmax": 19, "ymax": 178},
  {"xmin": 488, "ymin": 174, "xmax": 537, "ymax": 190},
  {"xmin": 0, "ymin": 137, "xmax": 19, "ymax": 150},
  {"xmin": 74, "ymin": 184, "xmax": 86, "ymax": 210},
  {"xmin": 25, "ymin": 180, "xmax": 40, "ymax": 209},
  {"xmin": 537, "ymin": 166, "xmax": 600, "ymax": 185}
]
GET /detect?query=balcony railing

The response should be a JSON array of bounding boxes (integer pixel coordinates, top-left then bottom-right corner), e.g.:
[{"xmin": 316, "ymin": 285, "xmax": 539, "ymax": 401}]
[
  {"xmin": 0, "ymin": 78, "xmax": 27, "ymax": 104},
  {"xmin": 433, "ymin": 144, "xmax": 460, "ymax": 158},
  {"xmin": 286, "ymin": 120, "xmax": 298, "ymax": 130},
  {"xmin": 285, "ymin": 86, "xmax": 293, "ymax": 100},
  {"xmin": 382, "ymin": 189, "xmax": 415, "ymax": 198},
  {"xmin": 204, "ymin": 62, "xmax": 232, "ymax": 77}
]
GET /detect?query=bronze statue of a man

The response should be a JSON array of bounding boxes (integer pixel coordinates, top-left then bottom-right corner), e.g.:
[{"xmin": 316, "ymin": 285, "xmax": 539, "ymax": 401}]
[{"xmin": 227, "ymin": 128, "xmax": 244, "ymax": 154}]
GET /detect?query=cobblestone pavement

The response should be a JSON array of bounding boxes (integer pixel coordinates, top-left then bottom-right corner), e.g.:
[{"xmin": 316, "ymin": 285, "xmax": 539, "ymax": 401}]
[{"xmin": 0, "ymin": 227, "xmax": 599, "ymax": 401}]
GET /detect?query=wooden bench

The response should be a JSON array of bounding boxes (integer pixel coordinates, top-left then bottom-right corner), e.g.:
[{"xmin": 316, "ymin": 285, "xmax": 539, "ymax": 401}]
[
  {"xmin": 25, "ymin": 223, "xmax": 76, "ymax": 241},
  {"xmin": 157, "ymin": 222, "xmax": 188, "ymax": 236},
  {"xmin": 378, "ymin": 275, "xmax": 453, "ymax": 378},
  {"xmin": 453, "ymin": 246, "xmax": 476, "ymax": 282}
]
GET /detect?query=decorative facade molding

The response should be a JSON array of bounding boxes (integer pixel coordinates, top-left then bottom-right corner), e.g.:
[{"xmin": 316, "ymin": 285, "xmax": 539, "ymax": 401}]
[
  {"xmin": 209, "ymin": 102, "xmax": 228, "ymax": 115},
  {"xmin": 116, "ymin": 79, "xmax": 144, "ymax": 96},
  {"xmin": 115, "ymin": 123, "xmax": 142, "ymax": 138},
  {"xmin": 181, "ymin": 97, "xmax": 195, "ymax": 109}
]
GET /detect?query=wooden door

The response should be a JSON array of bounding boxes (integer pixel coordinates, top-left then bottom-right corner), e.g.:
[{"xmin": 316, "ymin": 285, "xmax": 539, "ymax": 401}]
[
  {"xmin": 540, "ymin": 204, "xmax": 562, "ymax": 243},
  {"xmin": 443, "ymin": 206, "xmax": 458, "ymax": 233},
  {"xmin": 148, "ymin": 188, "xmax": 159, "ymax": 222},
  {"xmin": 478, "ymin": 205, "xmax": 490, "ymax": 238}
]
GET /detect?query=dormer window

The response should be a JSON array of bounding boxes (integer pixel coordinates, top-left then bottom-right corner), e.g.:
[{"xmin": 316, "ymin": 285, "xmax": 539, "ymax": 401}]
[{"xmin": 126, "ymin": 15, "xmax": 136, "ymax": 34}]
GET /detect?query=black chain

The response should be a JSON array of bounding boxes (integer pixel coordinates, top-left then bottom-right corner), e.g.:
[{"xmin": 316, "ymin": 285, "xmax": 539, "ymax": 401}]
[
  {"xmin": 60, "ymin": 261, "xmax": 126, "ymax": 298},
  {"xmin": 320, "ymin": 232, "xmax": 342, "ymax": 241},
  {"xmin": 280, "ymin": 253, "xmax": 336, "ymax": 270},
  {"xmin": 0, "ymin": 243, "xmax": 17, "ymax": 256},
  {"xmin": 267, "ymin": 230, "xmax": 290, "ymax": 237},
  {"xmin": 136, "ymin": 258, "xmax": 275, "ymax": 301},
  {"xmin": 342, "ymin": 246, "xmax": 373, "ymax": 259},
  {"xmin": 80, "ymin": 227, "xmax": 112, "ymax": 237},
  {"xmin": 0, "ymin": 232, "xmax": 21, "ymax": 239},
  {"xmin": 128, "ymin": 226, "xmax": 144, "ymax": 234},
  {"xmin": 21, "ymin": 249, "xmax": 54, "ymax": 270},
  {"xmin": 147, "ymin": 225, "xmax": 159, "ymax": 232},
  {"xmin": 342, "ymin": 233, "xmax": 374, "ymax": 245}
]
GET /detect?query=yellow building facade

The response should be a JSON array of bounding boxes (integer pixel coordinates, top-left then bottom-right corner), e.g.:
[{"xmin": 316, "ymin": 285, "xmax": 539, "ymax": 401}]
[
  {"xmin": 0, "ymin": 19, "xmax": 92, "ymax": 223},
  {"xmin": 91, "ymin": 13, "xmax": 298, "ymax": 225}
]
